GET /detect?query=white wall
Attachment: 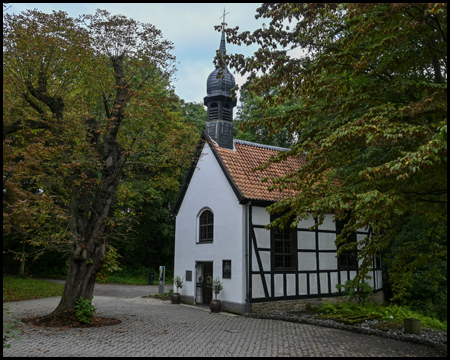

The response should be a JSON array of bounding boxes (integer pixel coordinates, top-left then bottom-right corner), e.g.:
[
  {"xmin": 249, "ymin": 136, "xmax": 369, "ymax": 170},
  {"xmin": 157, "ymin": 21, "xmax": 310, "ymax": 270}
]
[{"xmin": 174, "ymin": 143, "xmax": 245, "ymax": 305}]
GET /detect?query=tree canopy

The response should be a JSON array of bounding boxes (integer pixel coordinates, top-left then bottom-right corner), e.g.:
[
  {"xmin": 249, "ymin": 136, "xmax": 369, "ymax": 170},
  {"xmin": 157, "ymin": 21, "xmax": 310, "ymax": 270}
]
[
  {"xmin": 234, "ymin": 88, "xmax": 300, "ymax": 148},
  {"xmin": 3, "ymin": 8, "xmax": 198, "ymax": 319},
  {"xmin": 224, "ymin": 3, "xmax": 447, "ymax": 300}
]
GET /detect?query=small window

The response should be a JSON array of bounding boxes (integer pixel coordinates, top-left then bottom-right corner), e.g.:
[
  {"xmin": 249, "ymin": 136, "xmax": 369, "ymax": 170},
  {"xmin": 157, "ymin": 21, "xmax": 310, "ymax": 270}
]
[
  {"xmin": 223, "ymin": 260, "xmax": 231, "ymax": 279},
  {"xmin": 199, "ymin": 210, "xmax": 214, "ymax": 242},
  {"xmin": 336, "ymin": 218, "xmax": 357, "ymax": 269}
]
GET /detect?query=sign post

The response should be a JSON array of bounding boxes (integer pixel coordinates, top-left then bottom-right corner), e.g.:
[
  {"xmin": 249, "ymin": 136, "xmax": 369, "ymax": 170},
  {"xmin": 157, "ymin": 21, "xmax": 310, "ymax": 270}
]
[{"xmin": 158, "ymin": 265, "xmax": 165, "ymax": 296}]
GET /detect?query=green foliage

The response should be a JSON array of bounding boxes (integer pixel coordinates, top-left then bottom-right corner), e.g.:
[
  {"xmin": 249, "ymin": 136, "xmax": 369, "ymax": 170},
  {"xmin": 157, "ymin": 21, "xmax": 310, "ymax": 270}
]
[
  {"xmin": 318, "ymin": 302, "xmax": 339, "ymax": 314},
  {"xmin": 379, "ymin": 304, "xmax": 410, "ymax": 320},
  {"xmin": 109, "ymin": 188, "xmax": 178, "ymax": 279},
  {"xmin": 336, "ymin": 279, "xmax": 374, "ymax": 305},
  {"xmin": 409, "ymin": 289, "xmax": 447, "ymax": 323},
  {"xmin": 225, "ymin": 3, "xmax": 447, "ymax": 301},
  {"xmin": 154, "ymin": 289, "xmax": 173, "ymax": 299},
  {"xmin": 421, "ymin": 317, "xmax": 447, "ymax": 332},
  {"xmin": 95, "ymin": 245, "xmax": 122, "ymax": 282},
  {"xmin": 3, "ymin": 300, "xmax": 21, "ymax": 349},
  {"xmin": 174, "ymin": 276, "xmax": 184, "ymax": 292},
  {"xmin": 234, "ymin": 89, "xmax": 300, "ymax": 148},
  {"xmin": 383, "ymin": 213, "xmax": 447, "ymax": 303},
  {"xmin": 75, "ymin": 297, "xmax": 97, "ymax": 324},
  {"xmin": 375, "ymin": 304, "xmax": 448, "ymax": 331},
  {"xmin": 212, "ymin": 277, "xmax": 223, "ymax": 294},
  {"xmin": 97, "ymin": 265, "xmax": 151, "ymax": 285},
  {"xmin": 3, "ymin": 7, "xmax": 198, "ymax": 316},
  {"xmin": 2, "ymin": 238, "xmax": 68, "ymax": 279},
  {"xmin": 180, "ymin": 100, "xmax": 207, "ymax": 133},
  {"xmin": 318, "ymin": 301, "xmax": 447, "ymax": 331}
]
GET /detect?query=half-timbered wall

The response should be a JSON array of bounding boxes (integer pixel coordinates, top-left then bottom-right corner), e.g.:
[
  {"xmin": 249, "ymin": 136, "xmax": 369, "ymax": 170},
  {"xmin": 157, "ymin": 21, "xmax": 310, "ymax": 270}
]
[{"xmin": 249, "ymin": 205, "xmax": 383, "ymax": 303}]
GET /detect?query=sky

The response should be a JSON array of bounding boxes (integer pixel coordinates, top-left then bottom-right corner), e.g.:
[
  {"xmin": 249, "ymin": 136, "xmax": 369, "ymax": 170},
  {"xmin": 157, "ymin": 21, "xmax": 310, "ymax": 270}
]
[{"xmin": 7, "ymin": 3, "xmax": 266, "ymax": 105}]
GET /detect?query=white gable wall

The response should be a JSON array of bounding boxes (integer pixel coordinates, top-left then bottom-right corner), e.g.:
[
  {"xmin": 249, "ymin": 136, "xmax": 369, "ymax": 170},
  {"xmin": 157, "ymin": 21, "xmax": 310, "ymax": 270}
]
[{"xmin": 174, "ymin": 143, "xmax": 245, "ymax": 309}]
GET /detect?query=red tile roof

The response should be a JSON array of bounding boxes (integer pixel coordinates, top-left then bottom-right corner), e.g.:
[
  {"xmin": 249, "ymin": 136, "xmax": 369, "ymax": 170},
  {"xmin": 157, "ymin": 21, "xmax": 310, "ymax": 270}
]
[
  {"xmin": 214, "ymin": 139, "xmax": 306, "ymax": 202},
  {"xmin": 172, "ymin": 133, "xmax": 307, "ymax": 215}
]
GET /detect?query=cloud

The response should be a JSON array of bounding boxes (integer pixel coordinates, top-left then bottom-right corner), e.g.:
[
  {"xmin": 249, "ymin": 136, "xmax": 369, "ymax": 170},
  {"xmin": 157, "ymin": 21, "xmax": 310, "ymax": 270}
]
[{"xmin": 7, "ymin": 3, "xmax": 264, "ymax": 103}]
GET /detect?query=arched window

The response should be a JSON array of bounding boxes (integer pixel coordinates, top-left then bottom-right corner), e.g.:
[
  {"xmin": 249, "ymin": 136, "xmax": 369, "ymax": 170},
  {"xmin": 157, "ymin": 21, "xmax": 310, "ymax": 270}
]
[{"xmin": 199, "ymin": 210, "xmax": 214, "ymax": 242}]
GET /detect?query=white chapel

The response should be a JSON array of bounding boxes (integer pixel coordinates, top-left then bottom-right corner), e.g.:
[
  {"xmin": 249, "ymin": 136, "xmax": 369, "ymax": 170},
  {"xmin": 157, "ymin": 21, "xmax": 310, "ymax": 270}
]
[{"xmin": 172, "ymin": 27, "xmax": 383, "ymax": 314}]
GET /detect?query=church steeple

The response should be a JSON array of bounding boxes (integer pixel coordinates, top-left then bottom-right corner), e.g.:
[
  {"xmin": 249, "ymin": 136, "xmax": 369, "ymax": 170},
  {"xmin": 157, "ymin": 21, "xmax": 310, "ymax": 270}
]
[
  {"xmin": 219, "ymin": 28, "xmax": 226, "ymax": 56},
  {"xmin": 204, "ymin": 9, "xmax": 237, "ymax": 150}
]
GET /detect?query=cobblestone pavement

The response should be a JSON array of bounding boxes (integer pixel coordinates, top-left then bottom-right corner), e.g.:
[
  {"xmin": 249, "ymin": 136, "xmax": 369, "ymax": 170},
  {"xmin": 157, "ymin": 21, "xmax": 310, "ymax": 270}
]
[
  {"xmin": 3, "ymin": 294, "xmax": 446, "ymax": 357},
  {"xmin": 3, "ymin": 284, "xmax": 446, "ymax": 357}
]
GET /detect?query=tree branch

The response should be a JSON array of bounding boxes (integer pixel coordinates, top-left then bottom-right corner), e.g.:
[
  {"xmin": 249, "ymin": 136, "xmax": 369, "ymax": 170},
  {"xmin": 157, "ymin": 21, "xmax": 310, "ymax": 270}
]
[
  {"xmin": 402, "ymin": 190, "xmax": 447, "ymax": 196},
  {"xmin": 3, "ymin": 119, "xmax": 51, "ymax": 137},
  {"xmin": 22, "ymin": 93, "xmax": 45, "ymax": 115}
]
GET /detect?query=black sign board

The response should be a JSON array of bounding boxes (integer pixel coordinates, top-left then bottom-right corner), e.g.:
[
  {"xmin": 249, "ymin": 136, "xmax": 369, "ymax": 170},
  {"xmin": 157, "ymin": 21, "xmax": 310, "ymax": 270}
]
[{"xmin": 186, "ymin": 270, "xmax": 192, "ymax": 282}]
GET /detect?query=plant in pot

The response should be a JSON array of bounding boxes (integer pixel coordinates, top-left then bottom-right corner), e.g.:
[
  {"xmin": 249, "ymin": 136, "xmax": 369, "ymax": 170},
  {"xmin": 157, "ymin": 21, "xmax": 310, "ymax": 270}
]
[
  {"xmin": 171, "ymin": 276, "xmax": 184, "ymax": 304},
  {"xmin": 210, "ymin": 277, "xmax": 223, "ymax": 313}
]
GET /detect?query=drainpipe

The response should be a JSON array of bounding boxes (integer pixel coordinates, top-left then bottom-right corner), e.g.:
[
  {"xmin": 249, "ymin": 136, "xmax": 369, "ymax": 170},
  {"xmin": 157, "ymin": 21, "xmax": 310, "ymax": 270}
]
[{"xmin": 244, "ymin": 201, "xmax": 251, "ymax": 313}]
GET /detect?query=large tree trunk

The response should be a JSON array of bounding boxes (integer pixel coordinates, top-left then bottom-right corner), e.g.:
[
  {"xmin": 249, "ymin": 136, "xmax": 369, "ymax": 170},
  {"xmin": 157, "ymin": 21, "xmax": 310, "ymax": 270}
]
[
  {"xmin": 43, "ymin": 154, "xmax": 124, "ymax": 320},
  {"xmin": 42, "ymin": 53, "xmax": 129, "ymax": 321},
  {"xmin": 45, "ymin": 247, "xmax": 100, "ymax": 319}
]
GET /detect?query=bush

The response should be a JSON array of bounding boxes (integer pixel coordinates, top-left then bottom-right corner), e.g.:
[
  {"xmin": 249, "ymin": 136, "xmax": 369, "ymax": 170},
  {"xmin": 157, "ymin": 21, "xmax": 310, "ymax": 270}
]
[
  {"xmin": 97, "ymin": 265, "xmax": 174, "ymax": 285},
  {"xmin": 317, "ymin": 301, "xmax": 447, "ymax": 331},
  {"xmin": 75, "ymin": 297, "xmax": 96, "ymax": 324},
  {"xmin": 154, "ymin": 289, "xmax": 173, "ymax": 299},
  {"xmin": 336, "ymin": 279, "xmax": 373, "ymax": 305}
]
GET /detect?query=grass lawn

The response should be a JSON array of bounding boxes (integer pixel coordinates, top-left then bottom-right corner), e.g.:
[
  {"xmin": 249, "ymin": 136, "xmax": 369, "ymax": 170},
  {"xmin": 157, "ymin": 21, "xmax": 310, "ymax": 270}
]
[
  {"xmin": 3, "ymin": 276, "xmax": 64, "ymax": 302},
  {"xmin": 3, "ymin": 275, "xmax": 172, "ymax": 303}
]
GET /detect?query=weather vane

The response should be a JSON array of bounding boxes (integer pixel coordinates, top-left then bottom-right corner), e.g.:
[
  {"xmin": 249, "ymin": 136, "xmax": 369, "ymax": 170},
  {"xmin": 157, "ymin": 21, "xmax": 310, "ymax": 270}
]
[{"xmin": 220, "ymin": 8, "xmax": 229, "ymax": 31}]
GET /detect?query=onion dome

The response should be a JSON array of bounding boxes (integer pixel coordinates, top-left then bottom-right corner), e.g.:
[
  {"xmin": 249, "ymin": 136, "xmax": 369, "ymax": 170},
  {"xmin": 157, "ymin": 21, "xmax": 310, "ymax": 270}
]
[
  {"xmin": 206, "ymin": 32, "xmax": 235, "ymax": 97},
  {"xmin": 204, "ymin": 26, "xmax": 237, "ymax": 150}
]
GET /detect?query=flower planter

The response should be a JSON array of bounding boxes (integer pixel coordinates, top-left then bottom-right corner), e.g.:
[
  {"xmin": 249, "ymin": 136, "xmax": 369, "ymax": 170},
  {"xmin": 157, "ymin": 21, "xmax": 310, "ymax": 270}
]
[
  {"xmin": 404, "ymin": 318, "xmax": 421, "ymax": 335},
  {"xmin": 171, "ymin": 292, "xmax": 181, "ymax": 304},
  {"xmin": 210, "ymin": 299, "xmax": 221, "ymax": 313}
]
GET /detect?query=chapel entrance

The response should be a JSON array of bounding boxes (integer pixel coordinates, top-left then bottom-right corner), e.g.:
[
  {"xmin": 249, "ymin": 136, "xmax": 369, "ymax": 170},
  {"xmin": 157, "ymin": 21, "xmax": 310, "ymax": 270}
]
[{"xmin": 195, "ymin": 262, "xmax": 213, "ymax": 305}]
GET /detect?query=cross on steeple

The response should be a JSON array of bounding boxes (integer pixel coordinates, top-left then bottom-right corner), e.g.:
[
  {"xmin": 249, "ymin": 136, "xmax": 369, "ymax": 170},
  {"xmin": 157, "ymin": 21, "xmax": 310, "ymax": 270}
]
[{"xmin": 220, "ymin": 8, "xmax": 229, "ymax": 31}]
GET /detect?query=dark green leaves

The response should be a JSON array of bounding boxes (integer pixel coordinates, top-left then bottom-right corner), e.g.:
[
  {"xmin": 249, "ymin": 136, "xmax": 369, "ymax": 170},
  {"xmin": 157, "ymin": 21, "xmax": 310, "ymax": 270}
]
[{"xmin": 227, "ymin": 3, "xmax": 447, "ymax": 301}]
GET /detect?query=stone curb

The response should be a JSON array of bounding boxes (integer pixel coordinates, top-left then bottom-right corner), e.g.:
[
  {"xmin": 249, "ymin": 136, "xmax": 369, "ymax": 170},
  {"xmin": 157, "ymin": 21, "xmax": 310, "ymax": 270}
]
[{"xmin": 243, "ymin": 313, "xmax": 447, "ymax": 354}]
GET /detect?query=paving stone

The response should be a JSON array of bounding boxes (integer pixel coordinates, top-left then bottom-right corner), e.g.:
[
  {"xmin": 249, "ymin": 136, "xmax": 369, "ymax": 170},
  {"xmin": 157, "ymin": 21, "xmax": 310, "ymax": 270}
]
[{"xmin": 3, "ymin": 295, "xmax": 446, "ymax": 357}]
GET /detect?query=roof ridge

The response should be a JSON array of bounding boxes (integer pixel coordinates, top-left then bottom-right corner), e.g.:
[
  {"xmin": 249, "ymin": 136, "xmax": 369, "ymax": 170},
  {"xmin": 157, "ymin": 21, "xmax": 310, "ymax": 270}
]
[{"xmin": 233, "ymin": 138, "xmax": 291, "ymax": 152}]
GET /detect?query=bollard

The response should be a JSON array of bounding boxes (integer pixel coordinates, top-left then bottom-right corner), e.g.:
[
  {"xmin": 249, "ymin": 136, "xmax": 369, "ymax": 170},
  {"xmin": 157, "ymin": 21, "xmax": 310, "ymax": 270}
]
[
  {"xmin": 158, "ymin": 266, "xmax": 165, "ymax": 295},
  {"xmin": 148, "ymin": 272, "xmax": 154, "ymax": 285}
]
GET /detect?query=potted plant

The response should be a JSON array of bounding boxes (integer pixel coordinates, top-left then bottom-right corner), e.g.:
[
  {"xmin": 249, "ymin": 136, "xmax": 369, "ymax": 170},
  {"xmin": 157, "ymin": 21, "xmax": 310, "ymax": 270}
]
[
  {"xmin": 171, "ymin": 276, "xmax": 184, "ymax": 304},
  {"xmin": 210, "ymin": 277, "xmax": 223, "ymax": 313}
]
